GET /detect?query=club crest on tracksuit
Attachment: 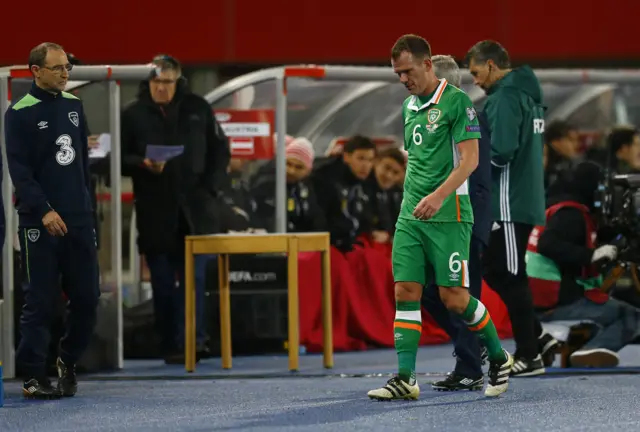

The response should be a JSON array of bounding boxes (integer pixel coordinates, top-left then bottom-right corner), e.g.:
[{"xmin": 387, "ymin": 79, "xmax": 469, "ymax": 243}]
[
  {"xmin": 68, "ymin": 111, "xmax": 79, "ymax": 127},
  {"xmin": 27, "ymin": 229, "xmax": 40, "ymax": 242}
]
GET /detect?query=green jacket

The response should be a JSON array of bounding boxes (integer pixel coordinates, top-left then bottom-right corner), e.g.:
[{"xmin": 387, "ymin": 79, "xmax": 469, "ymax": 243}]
[{"xmin": 485, "ymin": 66, "xmax": 546, "ymax": 226}]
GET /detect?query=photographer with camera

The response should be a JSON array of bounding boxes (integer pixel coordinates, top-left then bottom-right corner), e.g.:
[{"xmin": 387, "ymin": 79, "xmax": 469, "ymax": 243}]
[{"xmin": 527, "ymin": 161, "xmax": 640, "ymax": 368}]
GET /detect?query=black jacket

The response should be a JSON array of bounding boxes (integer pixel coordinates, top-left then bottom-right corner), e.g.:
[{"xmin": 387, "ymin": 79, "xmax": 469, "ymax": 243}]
[
  {"xmin": 364, "ymin": 174, "xmax": 395, "ymax": 235},
  {"xmin": 218, "ymin": 171, "xmax": 261, "ymax": 232},
  {"xmin": 121, "ymin": 81, "xmax": 230, "ymax": 255},
  {"xmin": 471, "ymin": 111, "xmax": 492, "ymax": 246},
  {"xmin": 537, "ymin": 162, "xmax": 602, "ymax": 306},
  {"xmin": 545, "ymin": 145, "xmax": 576, "ymax": 201},
  {"xmin": 310, "ymin": 157, "xmax": 373, "ymax": 250},
  {"xmin": 251, "ymin": 168, "xmax": 326, "ymax": 233},
  {"xmin": 5, "ymin": 82, "xmax": 93, "ymax": 227}
]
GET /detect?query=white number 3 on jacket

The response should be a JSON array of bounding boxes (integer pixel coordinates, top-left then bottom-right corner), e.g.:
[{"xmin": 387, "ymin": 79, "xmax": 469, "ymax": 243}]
[{"xmin": 55, "ymin": 134, "xmax": 76, "ymax": 166}]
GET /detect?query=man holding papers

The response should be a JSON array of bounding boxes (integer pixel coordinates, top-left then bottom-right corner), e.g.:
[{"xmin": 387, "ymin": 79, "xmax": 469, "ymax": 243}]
[{"xmin": 121, "ymin": 55, "xmax": 230, "ymax": 364}]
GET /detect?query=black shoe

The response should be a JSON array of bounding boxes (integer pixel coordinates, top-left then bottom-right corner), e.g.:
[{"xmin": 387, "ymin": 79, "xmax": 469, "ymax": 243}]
[
  {"xmin": 451, "ymin": 346, "xmax": 489, "ymax": 366},
  {"xmin": 56, "ymin": 358, "xmax": 78, "ymax": 397},
  {"xmin": 538, "ymin": 332, "xmax": 560, "ymax": 367},
  {"xmin": 164, "ymin": 350, "xmax": 202, "ymax": 365},
  {"xmin": 432, "ymin": 373, "xmax": 484, "ymax": 391},
  {"xmin": 197, "ymin": 342, "xmax": 212, "ymax": 359},
  {"xmin": 510, "ymin": 354, "xmax": 545, "ymax": 377},
  {"xmin": 23, "ymin": 377, "xmax": 61, "ymax": 399}
]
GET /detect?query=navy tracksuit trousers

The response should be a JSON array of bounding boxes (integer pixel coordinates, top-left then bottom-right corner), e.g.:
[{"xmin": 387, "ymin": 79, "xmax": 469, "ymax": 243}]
[{"xmin": 16, "ymin": 226, "xmax": 100, "ymax": 378}]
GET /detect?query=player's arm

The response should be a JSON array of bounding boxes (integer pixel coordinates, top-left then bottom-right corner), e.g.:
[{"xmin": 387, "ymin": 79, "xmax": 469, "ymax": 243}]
[
  {"xmin": 485, "ymin": 89, "xmax": 523, "ymax": 167},
  {"xmin": 4, "ymin": 108, "xmax": 52, "ymax": 219},
  {"xmin": 433, "ymin": 139, "xmax": 478, "ymax": 200},
  {"xmin": 433, "ymin": 93, "xmax": 480, "ymax": 199}
]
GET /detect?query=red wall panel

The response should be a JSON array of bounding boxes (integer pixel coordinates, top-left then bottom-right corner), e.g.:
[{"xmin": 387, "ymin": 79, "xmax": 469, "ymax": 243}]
[{"xmin": 1, "ymin": 0, "xmax": 637, "ymax": 66}]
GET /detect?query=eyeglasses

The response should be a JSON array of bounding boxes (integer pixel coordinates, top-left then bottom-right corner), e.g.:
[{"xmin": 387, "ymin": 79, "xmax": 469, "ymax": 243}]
[
  {"xmin": 41, "ymin": 63, "xmax": 73, "ymax": 75},
  {"xmin": 151, "ymin": 77, "xmax": 177, "ymax": 85}
]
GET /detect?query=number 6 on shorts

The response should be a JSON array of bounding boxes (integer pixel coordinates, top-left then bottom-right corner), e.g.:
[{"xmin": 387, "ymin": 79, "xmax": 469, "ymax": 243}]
[{"xmin": 425, "ymin": 223, "xmax": 471, "ymax": 288}]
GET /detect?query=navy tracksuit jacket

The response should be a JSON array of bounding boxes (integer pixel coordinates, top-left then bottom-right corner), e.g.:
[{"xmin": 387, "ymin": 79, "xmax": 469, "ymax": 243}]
[
  {"xmin": 4, "ymin": 82, "xmax": 100, "ymax": 377},
  {"xmin": 422, "ymin": 111, "xmax": 492, "ymax": 378}
]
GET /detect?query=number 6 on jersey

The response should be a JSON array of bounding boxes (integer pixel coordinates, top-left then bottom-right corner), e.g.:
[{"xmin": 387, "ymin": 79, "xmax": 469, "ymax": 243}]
[{"xmin": 412, "ymin": 124, "xmax": 422, "ymax": 146}]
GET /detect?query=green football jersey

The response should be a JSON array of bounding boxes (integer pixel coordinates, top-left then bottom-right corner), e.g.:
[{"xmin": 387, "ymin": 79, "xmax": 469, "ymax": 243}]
[{"xmin": 399, "ymin": 79, "xmax": 481, "ymax": 224}]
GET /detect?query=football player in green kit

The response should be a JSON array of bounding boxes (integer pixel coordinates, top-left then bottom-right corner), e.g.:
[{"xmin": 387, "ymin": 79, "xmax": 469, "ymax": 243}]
[{"xmin": 367, "ymin": 35, "xmax": 513, "ymax": 401}]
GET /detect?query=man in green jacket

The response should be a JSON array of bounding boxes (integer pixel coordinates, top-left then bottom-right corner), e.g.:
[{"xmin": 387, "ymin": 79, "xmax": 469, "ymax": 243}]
[{"xmin": 466, "ymin": 40, "xmax": 559, "ymax": 376}]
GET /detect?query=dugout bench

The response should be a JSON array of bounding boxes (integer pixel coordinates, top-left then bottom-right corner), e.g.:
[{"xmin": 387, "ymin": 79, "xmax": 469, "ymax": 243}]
[{"xmin": 183, "ymin": 232, "xmax": 334, "ymax": 372}]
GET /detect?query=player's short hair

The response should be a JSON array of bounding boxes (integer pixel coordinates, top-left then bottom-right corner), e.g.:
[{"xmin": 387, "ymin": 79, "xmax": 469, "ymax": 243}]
[
  {"xmin": 391, "ymin": 34, "xmax": 432, "ymax": 61},
  {"xmin": 465, "ymin": 40, "xmax": 511, "ymax": 69},
  {"xmin": 29, "ymin": 42, "xmax": 64, "ymax": 69},
  {"xmin": 544, "ymin": 120, "xmax": 575, "ymax": 145},
  {"xmin": 343, "ymin": 135, "xmax": 376, "ymax": 154},
  {"xmin": 608, "ymin": 125, "xmax": 639, "ymax": 154},
  {"xmin": 432, "ymin": 55, "xmax": 461, "ymax": 87},
  {"xmin": 377, "ymin": 147, "xmax": 406, "ymax": 168}
]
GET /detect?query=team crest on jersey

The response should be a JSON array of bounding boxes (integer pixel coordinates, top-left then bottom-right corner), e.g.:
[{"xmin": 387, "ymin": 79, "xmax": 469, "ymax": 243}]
[
  {"xmin": 466, "ymin": 107, "xmax": 477, "ymax": 121},
  {"xmin": 68, "ymin": 111, "xmax": 79, "ymax": 127},
  {"xmin": 427, "ymin": 108, "xmax": 441, "ymax": 124},
  {"xmin": 27, "ymin": 229, "xmax": 40, "ymax": 242}
]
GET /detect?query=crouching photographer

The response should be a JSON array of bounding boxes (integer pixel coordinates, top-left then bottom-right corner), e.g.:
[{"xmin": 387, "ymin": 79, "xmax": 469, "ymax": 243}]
[{"xmin": 527, "ymin": 161, "xmax": 640, "ymax": 368}]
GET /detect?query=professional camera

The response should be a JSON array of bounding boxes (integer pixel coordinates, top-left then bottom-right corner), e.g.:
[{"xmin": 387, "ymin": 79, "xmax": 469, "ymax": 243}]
[{"xmin": 594, "ymin": 170, "xmax": 640, "ymax": 263}]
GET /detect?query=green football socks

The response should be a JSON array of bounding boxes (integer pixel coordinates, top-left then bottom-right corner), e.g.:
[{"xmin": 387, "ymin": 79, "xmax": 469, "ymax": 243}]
[
  {"xmin": 460, "ymin": 296, "xmax": 506, "ymax": 363},
  {"xmin": 394, "ymin": 301, "xmax": 422, "ymax": 384}
]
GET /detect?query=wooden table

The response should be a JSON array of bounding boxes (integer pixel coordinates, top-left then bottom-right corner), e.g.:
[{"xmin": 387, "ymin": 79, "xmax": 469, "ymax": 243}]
[{"xmin": 184, "ymin": 232, "xmax": 334, "ymax": 372}]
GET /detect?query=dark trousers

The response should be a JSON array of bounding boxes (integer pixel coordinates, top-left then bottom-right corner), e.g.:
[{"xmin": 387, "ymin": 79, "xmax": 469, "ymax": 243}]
[
  {"xmin": 16, "ymin": 226, "xmax": 100, "ymax": 378},
  {"xmin": 483, "ymin": 222, "xmax": 542, "ymax": 359},
  {"xmin": 145, "ymin": 253, "xmax": 211, "ymax": 353},
  {"xmin": 422, "ymin": 235, "xmax": 484, "ymax": 378}
]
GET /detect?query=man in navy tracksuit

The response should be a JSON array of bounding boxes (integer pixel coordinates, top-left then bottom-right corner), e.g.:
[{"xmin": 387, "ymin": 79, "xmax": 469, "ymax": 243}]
[
  {"xmin": 421, "ymin": 55, "xmax": 492, "ymax": 391},
  {"xmin": 4, "ymin": 43, "xmax": 99, "ymax": 399}
]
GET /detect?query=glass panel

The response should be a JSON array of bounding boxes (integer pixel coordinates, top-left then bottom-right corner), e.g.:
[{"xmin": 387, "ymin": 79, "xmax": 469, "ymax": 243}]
[
  {"xmin": 618, "ymin": 84, "xmax": 640, "ymax": 127},
  {"xmin": 211, "ymin": 79, "xmax": 360, "ymax": 137},
  {"xmin": 72, "ymin": 82, "xmax": 111, "ymax": 133},
  {"xmin": 473, "ymin": 83, "xmax": 582, "ymax": 114},
  {"xmin": 565, "ymin": 88, "xmax": 616, "ymax": 131},
  {"xmin": 9, "ymin": 78, "xmax": 33, "ymax": 100},
  {"xmin": 311, "ymin": 83, "xmax": 407, "ymax": 155}
]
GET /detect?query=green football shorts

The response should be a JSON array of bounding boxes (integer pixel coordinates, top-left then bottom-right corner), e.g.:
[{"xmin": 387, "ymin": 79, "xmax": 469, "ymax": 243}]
[{"xmin": 392, "ymin": 219, "xmax": 472, "ymax": 288}]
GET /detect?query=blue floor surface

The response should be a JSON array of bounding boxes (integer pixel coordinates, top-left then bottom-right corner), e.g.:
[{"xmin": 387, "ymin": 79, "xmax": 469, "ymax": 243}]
[
  {"xmin": 81, "ymin": 339, "xmax": 640, "ymax": 380},
  {"xmin": 3, "ymin": 340, "xmax": 640, "ymax": 431}
]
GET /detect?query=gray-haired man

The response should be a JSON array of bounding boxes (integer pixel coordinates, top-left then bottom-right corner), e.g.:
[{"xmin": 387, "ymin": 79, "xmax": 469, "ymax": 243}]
[{"xmin": 421, "ymin": 55, "xmax": 493, "ymax": 391}]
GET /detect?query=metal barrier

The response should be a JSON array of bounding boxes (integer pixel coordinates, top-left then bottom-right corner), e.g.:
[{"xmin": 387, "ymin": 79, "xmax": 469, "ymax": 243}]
[{"xmin": 0, "ymin": 64, "xmax": 154, "ymax": 378}]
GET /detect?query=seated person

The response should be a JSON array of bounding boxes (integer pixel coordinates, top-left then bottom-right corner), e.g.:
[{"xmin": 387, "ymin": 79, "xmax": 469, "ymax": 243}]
[
  {"xmin": 311, "ymin": 135, "xmax": 376, "ymax": 251},
  {"xmin": 219, "ymin": 157, "xmax": 262, "ymax": 232},
  {"xmin": 365, "ymin": 147, "xmax": 406, "ymax": 242},
  {"xmin": 527, "ymin": 161, "xmax": 640, "ymax": 368},
  {"xmin": 544, "ymin": 120, "xmax": 579, "ymax": 197},
  {"xmin": 252, "ymin": 137, "xmax": 326, "ymax": 232}
]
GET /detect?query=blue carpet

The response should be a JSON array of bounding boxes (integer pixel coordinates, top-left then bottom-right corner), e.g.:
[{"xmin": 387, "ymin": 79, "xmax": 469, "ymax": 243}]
[
  {"xmin": 79, "ymin": 340, "xmax": 640, "ymax": 380},
  {"xmin": 3, "ymin": 375, "xmax": 640, "ymax": 431},
  {"xmin": 3, "ymin": 341, "xmax": 640, "ymax": 431}
]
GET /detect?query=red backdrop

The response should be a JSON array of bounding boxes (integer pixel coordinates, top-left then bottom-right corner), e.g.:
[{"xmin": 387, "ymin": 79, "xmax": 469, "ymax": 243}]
[{"xmin": 2, "ymin": 0, "xmax": 637, "ymax": 65}]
